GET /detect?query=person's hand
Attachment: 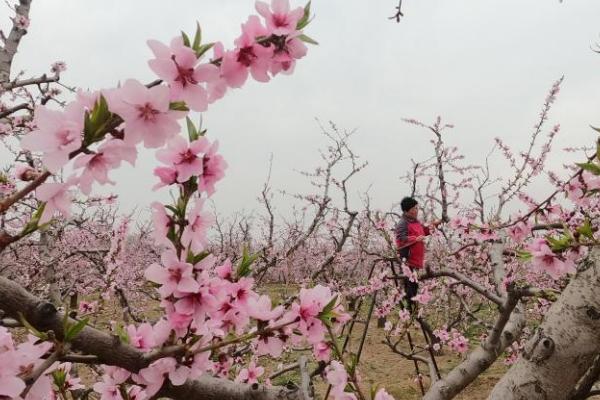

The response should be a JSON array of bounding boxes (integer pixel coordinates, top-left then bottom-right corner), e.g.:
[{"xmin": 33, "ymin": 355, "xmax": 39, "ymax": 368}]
[{"xmin": 415, "ymin": 235, "xmax": 425, "ymax": 242}]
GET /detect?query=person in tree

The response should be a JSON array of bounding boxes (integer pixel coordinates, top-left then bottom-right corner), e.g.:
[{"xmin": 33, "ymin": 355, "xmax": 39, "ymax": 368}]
[{"xmin": 395, "ymin": 196, "xmax": 443, "ymax": 301}]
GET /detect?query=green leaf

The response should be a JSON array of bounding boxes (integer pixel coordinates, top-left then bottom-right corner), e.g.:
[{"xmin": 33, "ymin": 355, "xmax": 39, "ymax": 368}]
[
  {"xmin": 164, "ymin": 205, "xmax": 178, "ymax": 215},
  {"xmin": 591, "ymin": 125, "xmax": 600, "ymax": 134},
  {"xmin": 115, "ymin": 323, "xmax": 130, "ymax": 344},
  {"xmin": 181, "ymin": 31, "xmax": 191, "ymax": 47},
  {"xmin": 193, "ymin": 22, "xmax": 202, "ymax": 52},
  {"xmin": 576, "ymin": 219, "xmax": 594, "ymax": 240},
  {"xmin": 516, "ymin": 250, "xmax": 532, "ymax": 261},
  {"xmin": 169, "ymin": 101, "xmax": 189, "ymax": 112},
  {"xmin": 298, "ymin": 34, "xmax": 318, "ymax": 45},
  {"xmin": 237, "ymin": 246, "xmax": 259, "ymax": 278},
  {"xmin": 192, "ymin": 251, "xmax": 210, "ymax": 264},
  {"xmin": 195, "ymin": 42, "xmax": 215, "ymax": 59},
  {"xmin": 186, "ymin": 117, "xmax": 199, "ymax": 141},
  {"xmin": 83, "ymin": 95, "xmax": 112, "ymax": 145},
  {"xmin": 546, "ymin": 235, "xmax": 572, "ymax": 252},
  {"xmin": 296, "ymin": 1, "xmax": 311, "ymax": 30},
  {"xmin": 18, "ymin": 312, "xmax": 48, "ymax": 340},
  {"xmin": 92, "ymin": 95, "xmax": 110, "ymax": 124},
  {"xmin": 83, "ymin": 110, "xmax": 94, "ymax": 145},
  {"xmin": 317, "ymin": 295, "xmax": 339, "ymax": 327},
  {"xmin": 185, "ymin": 249, "xmax": 210, "ymax": 264},
  {"xmin": 65, "ymin": 318, "xmax": 88, "ymax": 342},
  {"xmin": 577, "ymin": 162, "xmax": 600, "ymax": 176},
  {"xmin": 20, "ymin": 203, "xmax": 46, "ymax": 236},
  {"xmin": 52, "ymin": 369, "xmax": 67, "ymax": 389}
]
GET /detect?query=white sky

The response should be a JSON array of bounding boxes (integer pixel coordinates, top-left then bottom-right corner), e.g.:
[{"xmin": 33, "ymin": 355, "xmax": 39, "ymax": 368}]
[{"xmin": 6, "ymin": 0, "xmax": 600, "ymax": 219}]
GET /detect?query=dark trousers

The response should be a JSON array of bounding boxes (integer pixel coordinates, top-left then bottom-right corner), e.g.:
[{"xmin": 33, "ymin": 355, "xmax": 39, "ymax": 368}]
[{"xmin": 404, "ymin": 278, "xmax": 419, "ymax": 300}]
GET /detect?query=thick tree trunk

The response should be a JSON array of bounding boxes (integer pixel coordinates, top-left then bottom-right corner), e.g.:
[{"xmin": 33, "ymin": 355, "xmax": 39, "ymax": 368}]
[
  {"xmin": 423, "ymin": 296, "xmax": 524, "ymax": 400},
  {"xmin": 489, "ymin": 248, "xmax": 600, "ymax": 400},
  {"xmin": 0, "ymin": 0, "xmax": 31, "ymax": 83}
]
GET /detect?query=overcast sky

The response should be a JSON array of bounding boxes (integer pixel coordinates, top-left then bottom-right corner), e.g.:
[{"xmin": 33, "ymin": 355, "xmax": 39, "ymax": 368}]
[{"xmin": 7, "ymin": 0, "xmax": 600, "ymax": 219}]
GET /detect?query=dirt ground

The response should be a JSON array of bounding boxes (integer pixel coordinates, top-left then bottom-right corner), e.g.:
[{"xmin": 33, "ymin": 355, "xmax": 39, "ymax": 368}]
[
  {"xmin": 334, "ymin": 321, "xmax": 508, "ymax": 400},
  {"xmin": 262, "ymin": 284, "xmax": 508, "ymax": 399}
]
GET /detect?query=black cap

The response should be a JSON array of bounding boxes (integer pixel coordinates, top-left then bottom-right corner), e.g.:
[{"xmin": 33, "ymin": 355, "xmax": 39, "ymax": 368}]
[{"xmin": 401, "ymin": 197, "xmax": 418, "ymax": 212}]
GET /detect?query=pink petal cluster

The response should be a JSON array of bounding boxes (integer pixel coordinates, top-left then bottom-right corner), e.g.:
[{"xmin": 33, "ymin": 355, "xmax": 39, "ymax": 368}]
[
  {"xmin": 108, "ymin": 79, "xmax": 182, "ymax": 149},
  {"xmin": 148, "ymin": 37, "xmax": 219, "ymax": 112},
  {"xmin": 0, "ymin": 329, "xmax": 52, "ymax": 399},
  {"xmin": 35, "ymin": 176, "xmax": 78, "ymax": 224},
  {"xmin": 156, "ymin": 136, "xmax": 208, "ymax": 183},
  {"xmin": 326, "ymin": 361, "xmax": 357, "ymax": 400},
  {"xmin": 73, "ymin": 139, "xmax": 137, "ymax": 194},
  {"xmin": 21, "ymin": 102, "xmax": 84, "ymax": 173},
  {"xmin": 527, "ymin": 238, "xmax": 576, "ymax": 279}
]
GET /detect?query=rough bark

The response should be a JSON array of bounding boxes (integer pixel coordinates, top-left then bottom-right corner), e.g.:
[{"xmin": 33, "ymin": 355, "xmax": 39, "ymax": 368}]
[
  {"xmin": 489, "ymin": 248, "xmax": 600, "ymax": 400},
  {"xmin": 0, "ymin": 275, "xmax": 301, "ymax": 400},
  {"xmin": 0, "ymin": 0, "xmax": 31, "ymax": 83},
  {"xmin": 423, "ymin": 294, "xmax": 525, "ymax": 400},
  {"xmin": 569, "ymin": 353, "xmax": 600, "ymax": 400}
]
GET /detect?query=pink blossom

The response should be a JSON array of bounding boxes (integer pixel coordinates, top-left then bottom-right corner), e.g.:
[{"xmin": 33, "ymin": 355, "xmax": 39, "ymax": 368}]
[
  {"xmin": 54, "ymin": 362, "xmax": 84, "ymax": 392},
  {"xmin": 152, "ymin": 318, "xmax": 172, "ymax": 347},
  {"xmin": 256, "ymin": 333, "xmax": 285, "ymax": 357},
  {"xmin": 181, "ymin": 199, "xmax": 213, "ymax": 253},
  {"xmin": 145, "ymin": 251, "xmax": 200, "ymax": 298},
  {"xmin": 255, "ymin": 0, "xmax": 304, "ymax": 36},
  {"xmin": 449, "ymin": 335, "xmax": 469, "ymax": 354},
  {"xmin": 15, "ymin": 164, "xmax": 35, "ymax": 181},
  {"xmin": 313, "ymin": 341, "xmax": 331, "ymax": 361},
  {"xmin": 151, "ymin": 202, "xmax": 172, "ymax": 247},
  {"xmin": 127, "ymin": 323, "xmax": 156, "ymax": 351},
  {"xmin": 21, "ymin": 102, "xmax": 85, "ymax": 173},
  {"xmin": 530, "ymin": 242, "xmax": 576, "ymax": 279},
  {"xmin": 215, "ymin": 259, "xmax": 233, "ymax": 280},
  {"xmin": 135, "ymin": 357, "xmax": 178, "ymax": 396},
  {"xmin": 73, "ymin": 139, "xmax": 137, "ymax": 194},
  {"xmin": 374, "ymin": 389, "xmax": 395, "ymax": 400},
  {"xmin": 24, "ymin": 374, "xmax": 53, "ymax": 400},
  {"xmin": 412, "ymin": 287, "xmax": 432, "ymax": 305},
  {"xmin": 508, "ymin": 220, "xmax": 532, "ymax": 243},
  {"xmin": 198, "ymin": 139, "xmax": 227, "ymax": 196},
  {"xmin": 147, "ymin": 37, "xmax": 219, "ymax": 112},
  {"xmin": 108, "ymin": 79, "xmax": 181, "ymax": 148},
  {"xmin": 0, "ymin": 372, "xmax": 24, "ymax": 398},
  {"xmin": 207, "ymin": 43, "xmax": 229, "ymax": 103},
  {"xmin": 326, "ymin": 361, "xmax": 356, "ymax": 400},
  {"xmin": 235, "ymin": 361, "xmax": 264, "ymax": 384},
  {"xmin": 270, "ymin": 36, "xmax": 307, "ymax": 75},
  {"xmin": 51, "ymin": 61, "xmax": 67, "ymax": 73},
  {"xmin": 221, "ymin": 16, "xmax": 273, "ymax": 87},
  {"xmin": 174, "ymin": 277, "xmax": 218, "ymax": 326},
  {"xmin": 582, "ymin": 171, "xmax": 600, "ymax": 191},
  {"xmin": 36, "ymin": 177, "xmax": 77, "ymax": 224},
  {"xmin": 247, "ymin": 295, "xmax": 284, "ymax": 321},
  {"xmin": 78, "ymin": 300, "xmax": 98, "ymax": 314},
  {"xmin": 152, "ymin": 166, "xmax": 178, "ymax": 190},
  {"xmin": 156, "ymin": 136, "xmax": 208, "ymax": 183}
]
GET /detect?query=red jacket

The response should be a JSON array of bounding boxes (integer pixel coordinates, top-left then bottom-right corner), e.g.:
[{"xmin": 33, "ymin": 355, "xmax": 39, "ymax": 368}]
[{"xmin": 394, "ymin": 215, "xmax": 430, "ymax": 269}]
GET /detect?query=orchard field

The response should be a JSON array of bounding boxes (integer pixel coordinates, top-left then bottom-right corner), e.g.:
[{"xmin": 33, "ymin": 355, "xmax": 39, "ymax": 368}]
[{"xmin": 1, "ymin": 1, "xmax": 600, "ymax": 400}]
